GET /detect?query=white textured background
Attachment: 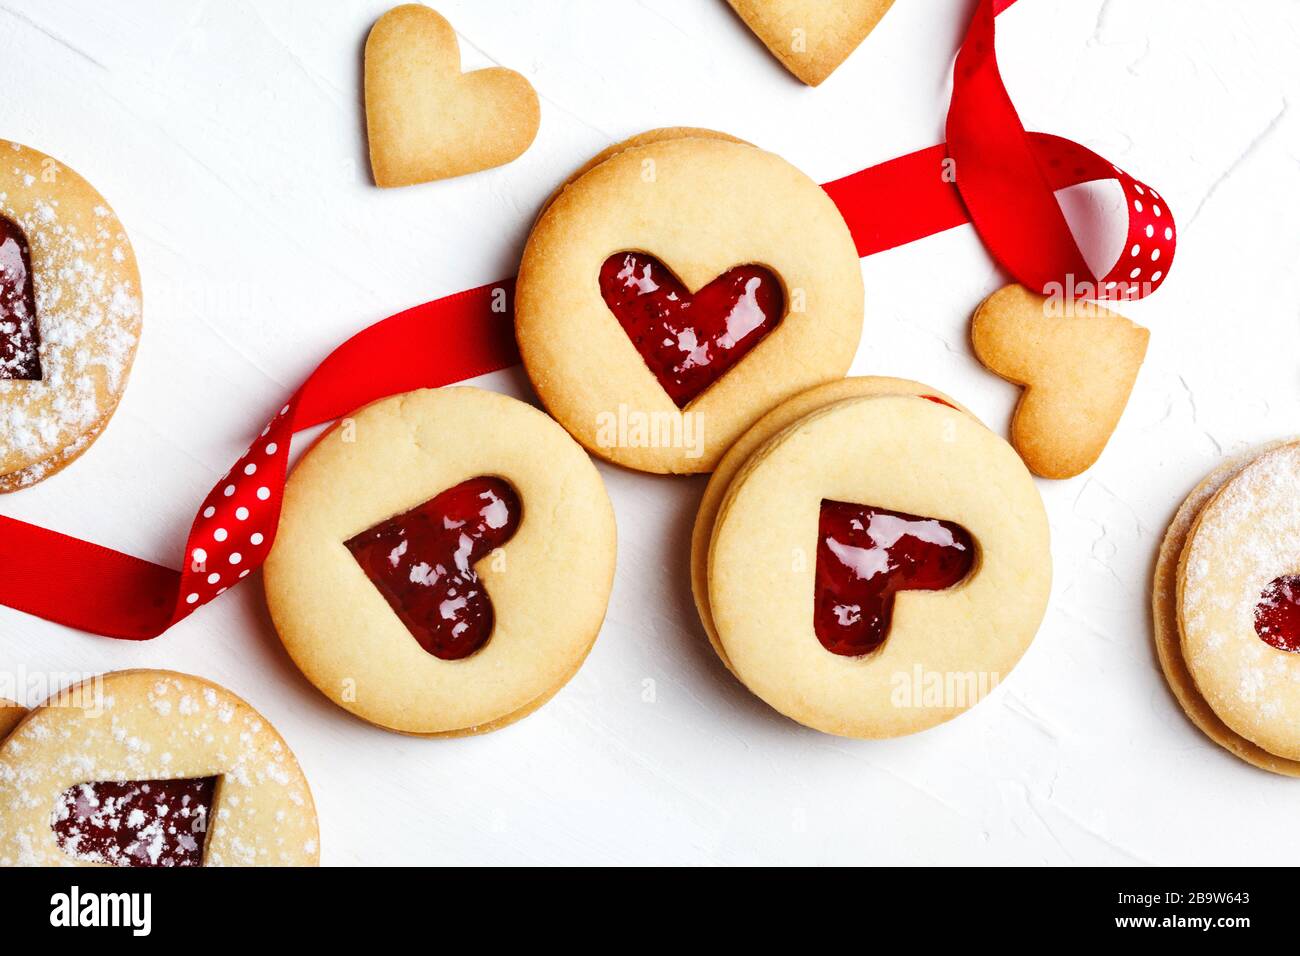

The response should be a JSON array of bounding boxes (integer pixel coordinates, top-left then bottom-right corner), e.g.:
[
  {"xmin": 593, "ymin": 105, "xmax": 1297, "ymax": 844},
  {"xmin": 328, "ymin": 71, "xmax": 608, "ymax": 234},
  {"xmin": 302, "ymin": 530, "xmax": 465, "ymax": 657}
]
[{"xmin": 0, "ymin": 0, "xmax": 1297, "ymax": 865}]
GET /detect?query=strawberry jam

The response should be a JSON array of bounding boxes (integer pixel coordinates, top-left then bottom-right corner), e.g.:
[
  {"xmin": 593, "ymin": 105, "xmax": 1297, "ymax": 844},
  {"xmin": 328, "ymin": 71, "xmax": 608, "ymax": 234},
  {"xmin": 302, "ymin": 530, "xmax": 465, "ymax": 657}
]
[
  {"xmin": 345, "ymin": 477, "xmax": 521, "ymax": 660},
  {"xmin": 815, "ymin": 501, "xmax": 975, "ymax": 656},
  {"xmin": 1255, "ymin": 575, "xmax": 1300, "ymax": 653},
  {"xmin": 598, "ymin": 252, "xmax": 783, "ymax": 407},
  {"xmin": 0, "ymin": 215, "xmax": 39, "ymax": 380},
  {"xmin": 52, "ymin": 776, "xmax": 217, "ymax": 867}
]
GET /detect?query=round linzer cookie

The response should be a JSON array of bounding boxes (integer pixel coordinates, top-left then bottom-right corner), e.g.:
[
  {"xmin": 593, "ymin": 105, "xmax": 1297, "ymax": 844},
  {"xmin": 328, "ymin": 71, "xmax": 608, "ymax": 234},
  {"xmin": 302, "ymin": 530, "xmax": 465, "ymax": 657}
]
[
  {"xmin": 264, "ymin": 387, "xmax": 618, "ymax": 737},
  {"xmin": 1153, "ymin": 443, "xmax": 1300, "ymax": 776},
  {"xmin": 691, "ymin": 376, "xmax": 977, "ymax": 669},
  {"xmin": 0, "ymin": 699, "xmax": 27, "ymax": 740},
  {"xmin": 516, "ymin": 130, "xmax": 863, "ymax": 474},
  {"xmin": 0, "ymin": 670, "xmax": 319, "ymax": 867},
  {"xmin": 702, "ymin": 393, "xmax": 1051, "ymax": 738},
  {"xmin": 0, "ymin": 141, "xmax": 142, "ymax": 490},
  {"xmin": 1171, "ymin": 441, "xmax": 1300, "ymax": 768}
]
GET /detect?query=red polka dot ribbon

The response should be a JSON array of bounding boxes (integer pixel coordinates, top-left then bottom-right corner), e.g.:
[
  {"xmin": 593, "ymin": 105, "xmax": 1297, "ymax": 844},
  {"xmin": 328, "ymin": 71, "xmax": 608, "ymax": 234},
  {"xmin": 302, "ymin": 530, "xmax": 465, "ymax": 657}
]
[
  {"xmin": 0, "ymin": 0, "xmax": 1176, "ymax": 639},
  {"xmin": 943, "ymin": 0, "xmax": 1175, "ymax": 300}
]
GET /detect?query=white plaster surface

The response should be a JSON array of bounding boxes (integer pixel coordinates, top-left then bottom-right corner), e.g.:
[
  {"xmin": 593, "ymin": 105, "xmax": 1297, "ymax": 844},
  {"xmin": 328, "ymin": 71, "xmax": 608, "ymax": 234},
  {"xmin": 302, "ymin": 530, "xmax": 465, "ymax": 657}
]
[{"xmin": 0, "ymin": 0, "xmax": 1297, "ymax": 864}]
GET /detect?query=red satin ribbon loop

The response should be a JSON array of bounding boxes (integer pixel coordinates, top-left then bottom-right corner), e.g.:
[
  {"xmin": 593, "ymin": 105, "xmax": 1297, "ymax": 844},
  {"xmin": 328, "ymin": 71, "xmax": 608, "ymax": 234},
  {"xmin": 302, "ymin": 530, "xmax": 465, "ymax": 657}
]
[{"xmin": 946, "ymin": 0, "xmax": 1175, "ymax": 300}]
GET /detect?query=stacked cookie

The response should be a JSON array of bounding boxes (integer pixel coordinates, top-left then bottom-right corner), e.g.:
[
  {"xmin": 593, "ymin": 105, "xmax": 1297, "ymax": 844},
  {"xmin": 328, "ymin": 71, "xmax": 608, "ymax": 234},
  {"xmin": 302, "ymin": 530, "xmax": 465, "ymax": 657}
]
[
  {"xmin": 691, "ymin": 379, "xmax": 1051, "ymax": 737},
  {"xmin": 1155, "ymin": 442, "xmax": 1300, "ymax": 775}
]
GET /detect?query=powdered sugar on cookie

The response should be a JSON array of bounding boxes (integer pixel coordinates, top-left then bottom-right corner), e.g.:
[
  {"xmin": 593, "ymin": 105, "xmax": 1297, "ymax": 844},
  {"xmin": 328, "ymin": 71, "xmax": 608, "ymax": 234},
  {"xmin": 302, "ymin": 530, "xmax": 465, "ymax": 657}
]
[
  {"xmin": 1184, "ymin": 446, "xmax": 1300, "ymax": 636},
  {"xmin": 1179, "ymin": 442, "xmax": 1300, "ymax": 759},
  {"xmin": 0, "ymin": 671, "xmax": 319, "ymax": 867},
  {"xmin": 0, "ymin": 141, "xmax": 141, "ymax": 484}
]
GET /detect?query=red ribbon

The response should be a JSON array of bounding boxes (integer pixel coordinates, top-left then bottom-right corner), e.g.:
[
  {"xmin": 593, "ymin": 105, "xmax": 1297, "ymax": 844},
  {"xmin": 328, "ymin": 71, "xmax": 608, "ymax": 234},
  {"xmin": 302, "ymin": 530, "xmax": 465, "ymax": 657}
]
[{"xmin": 0, "ymin": 0, "xmax": 1176, "ymax": 640}]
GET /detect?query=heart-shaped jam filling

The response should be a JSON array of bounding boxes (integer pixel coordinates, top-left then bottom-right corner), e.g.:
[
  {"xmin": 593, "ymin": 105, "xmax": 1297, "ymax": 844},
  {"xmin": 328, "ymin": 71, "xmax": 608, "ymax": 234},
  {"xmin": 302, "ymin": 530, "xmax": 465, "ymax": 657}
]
[
  {"xmin": 0, "ymin": 215, "xmax": 39, "ymax": 380},
  {"xmin": 599, "ymin": 252, "xmax": 783, "ymax": 407},
  {"xmin": 52, "ymin": 776, "xmax": 217, "ymax": 867},
  {"xmin": 345, "ymin": 476, "xmax": 521, "ymax": 660},
  {"xmin": 1255, "ymin": 575, "xmax": 1300, "ymax": 653},
  {"xmin": 815, "ymin": 501, "xmax": 975, "ymax": 656}
]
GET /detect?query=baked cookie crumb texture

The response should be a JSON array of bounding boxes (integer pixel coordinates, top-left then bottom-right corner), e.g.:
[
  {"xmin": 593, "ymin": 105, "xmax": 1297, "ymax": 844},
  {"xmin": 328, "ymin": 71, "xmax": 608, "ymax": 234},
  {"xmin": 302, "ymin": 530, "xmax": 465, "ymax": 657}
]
[
  {"xmin": 0, "ymin": 140, "xmax": 142, "ymax": 488},
  {"xmin": 0, "ymin": 670, "xmax": 319, "ymax": 867}
]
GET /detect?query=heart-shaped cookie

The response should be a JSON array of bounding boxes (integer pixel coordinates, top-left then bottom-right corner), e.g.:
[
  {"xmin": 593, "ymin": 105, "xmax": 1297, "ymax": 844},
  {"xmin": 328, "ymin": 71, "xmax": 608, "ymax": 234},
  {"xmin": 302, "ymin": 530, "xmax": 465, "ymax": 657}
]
[
  {"xmin": 971, "ymin": 284, "xmax": 1150, "ymax": 480},
  {"xmin": 364, "ymin": 4, "xmax": 540, "ymax": 187},
  {"xmin": 599, "ymin": 252, "xmax": 784, "ymax": 408},
  {"xmin": 726, "ymin": 0, "xmax": 895, "ymax": 86}
]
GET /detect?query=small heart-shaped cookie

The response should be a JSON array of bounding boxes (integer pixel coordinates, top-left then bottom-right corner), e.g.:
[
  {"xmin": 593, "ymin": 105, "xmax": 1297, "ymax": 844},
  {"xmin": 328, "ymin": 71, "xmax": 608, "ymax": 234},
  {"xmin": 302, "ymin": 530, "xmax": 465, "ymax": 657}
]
[
  {"xmin": 971, "ymin": 285, "xmax": 1150, "ymax": 480},
  {"xmin": 364, "ymin": 5, "xmax": 540, "ymax": 187},
  {"xmin": 726, "ymin": 0, "xmax": 895, "ymax": 86}
]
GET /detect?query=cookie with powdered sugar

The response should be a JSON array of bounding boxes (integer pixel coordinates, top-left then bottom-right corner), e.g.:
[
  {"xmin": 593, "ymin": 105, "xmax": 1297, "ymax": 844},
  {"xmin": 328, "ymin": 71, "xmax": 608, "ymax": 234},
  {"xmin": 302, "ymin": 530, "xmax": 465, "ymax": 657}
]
[
  {"xmin": 0, "ymin": 671, "xmax": 319, "ymax": 867},
  {"xmin": 1171, "ymin": 442, "xmax": 1300, "ymax": 769},
  {"xmin": 0, "ymin": 140, "xmax": 142, "ymax": 490}
]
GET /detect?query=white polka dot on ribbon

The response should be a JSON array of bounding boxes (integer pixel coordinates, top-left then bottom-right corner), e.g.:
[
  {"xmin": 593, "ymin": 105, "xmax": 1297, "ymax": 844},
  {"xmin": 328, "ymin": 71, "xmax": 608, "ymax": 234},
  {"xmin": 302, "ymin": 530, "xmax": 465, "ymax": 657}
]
[
  {"xmin": 1031, "ymin": 134, "xmax": 1177, "ymax": 303},
  {"xmin": 174, "ymin": 403, "xmax": 295, "ymax": 617},
  {"xmin": 1101, "ymin": 166, "xmax": 1176, "ymax": 300}
]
